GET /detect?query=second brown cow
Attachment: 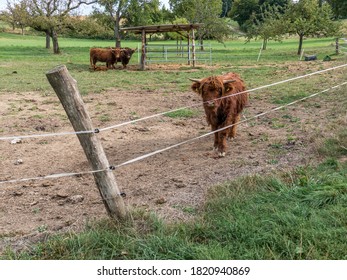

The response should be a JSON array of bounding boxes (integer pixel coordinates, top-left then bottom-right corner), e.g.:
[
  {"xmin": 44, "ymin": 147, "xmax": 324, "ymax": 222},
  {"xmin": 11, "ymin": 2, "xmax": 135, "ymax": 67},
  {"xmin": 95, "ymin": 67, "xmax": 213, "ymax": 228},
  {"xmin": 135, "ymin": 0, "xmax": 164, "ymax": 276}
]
[
  {"xmin": 190, "ymin": 72, "xmax": 249, "ymax": 157},
  {"xmin": 114, "ymin": 47, "xmax": 137, "ymax": 69}
]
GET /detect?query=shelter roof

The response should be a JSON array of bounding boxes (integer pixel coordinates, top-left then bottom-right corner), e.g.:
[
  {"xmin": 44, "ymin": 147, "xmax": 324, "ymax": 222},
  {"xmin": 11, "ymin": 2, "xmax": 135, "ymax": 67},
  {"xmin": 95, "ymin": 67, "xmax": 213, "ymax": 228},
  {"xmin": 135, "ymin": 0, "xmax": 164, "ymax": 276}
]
[{"xmin": 121, "ymin": 24, "xmax": 202, "ymax": 34}]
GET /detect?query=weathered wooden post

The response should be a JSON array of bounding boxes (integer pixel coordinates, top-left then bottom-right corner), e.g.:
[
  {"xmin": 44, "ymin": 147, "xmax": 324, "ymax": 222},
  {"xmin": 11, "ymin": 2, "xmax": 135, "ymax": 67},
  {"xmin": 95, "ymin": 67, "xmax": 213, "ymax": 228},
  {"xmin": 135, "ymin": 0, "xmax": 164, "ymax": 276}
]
[
  {"xmin": 141, "ymin": 29, "xmax": 146, "ymax": 70},
  {"xmin": 46, "ymin": 65, "xmax": 127, "ymax": 221},
  {"xmin": 187, "ymin": 31, "xmax": 191, "ymax": 66},
  {"xmin": 191, "ymin": 28, "xmax": 196, "ymax": 68}
]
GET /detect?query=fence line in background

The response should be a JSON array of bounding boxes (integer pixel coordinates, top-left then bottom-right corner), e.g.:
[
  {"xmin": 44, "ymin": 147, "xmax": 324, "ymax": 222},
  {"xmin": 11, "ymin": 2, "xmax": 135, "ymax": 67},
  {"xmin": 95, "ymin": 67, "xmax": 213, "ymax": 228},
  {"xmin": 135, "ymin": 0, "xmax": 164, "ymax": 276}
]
[
  {"xmin": 1, "ymin": 63, "xmax": 346, "ymax": 142},
  {"xmin": 144, "ymin": 43, "xmax": 212, "ymax": 65},
  {"xmin": 1, "ymin": 81, "xmax": 346, "ymax": 186},
  {"xmin": 142, "ymin": 40, "xmax": 340, "ymax": 63}
]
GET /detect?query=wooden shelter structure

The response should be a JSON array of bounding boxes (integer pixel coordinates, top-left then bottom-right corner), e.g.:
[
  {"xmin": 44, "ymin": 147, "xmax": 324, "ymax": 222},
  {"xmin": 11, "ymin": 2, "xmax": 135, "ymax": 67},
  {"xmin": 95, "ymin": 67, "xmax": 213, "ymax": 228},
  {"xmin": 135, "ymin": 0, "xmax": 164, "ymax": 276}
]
[{"xmin": 121, "ymin": 24, "xmax": 202, "ymax": 70}]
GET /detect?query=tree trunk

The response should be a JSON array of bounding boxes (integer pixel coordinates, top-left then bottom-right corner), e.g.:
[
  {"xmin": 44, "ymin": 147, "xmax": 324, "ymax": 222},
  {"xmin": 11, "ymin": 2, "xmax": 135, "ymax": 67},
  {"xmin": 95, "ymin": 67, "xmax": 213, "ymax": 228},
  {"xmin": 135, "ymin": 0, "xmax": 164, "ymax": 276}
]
[
  {"xmin": 297, "ymin": 34, "xmax": 304, "ymax": 55},
  {"xmin": 45, "ymin": 31, "xmax": 51, "ymax": 49},
  {"xmin": 262, "ymin": 38, "xmax": 268, "ymax": 50},
  {"xmin": 200, "ymin": 37, "xmax": 204, "ymax": 51},
  {"xmin": 52, "ymin": 29, "xmax": 60, "ymax": 54},
  {"xmin": 114, "ymin": 14, "xmax": 121, "ymax": 48}
]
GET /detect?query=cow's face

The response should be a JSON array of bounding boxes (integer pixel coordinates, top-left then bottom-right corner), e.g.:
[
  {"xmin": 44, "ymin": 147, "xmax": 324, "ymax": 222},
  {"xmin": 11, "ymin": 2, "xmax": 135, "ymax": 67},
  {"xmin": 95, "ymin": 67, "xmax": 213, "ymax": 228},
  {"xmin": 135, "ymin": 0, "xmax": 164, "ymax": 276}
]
[
  {"xmin": 111, "ymin": 48, "xmax": 121, "ymax": 59},
  {"xmin": 128, "ymin": 48, "xmax": 137, "ymax": 55},
  {"xmin": 122, "ymin": 48, "xmax": 137, "ymax": 59},
  {"xmin": 191, "ymin": 78, "xmax": 235, "ymax": 109}
]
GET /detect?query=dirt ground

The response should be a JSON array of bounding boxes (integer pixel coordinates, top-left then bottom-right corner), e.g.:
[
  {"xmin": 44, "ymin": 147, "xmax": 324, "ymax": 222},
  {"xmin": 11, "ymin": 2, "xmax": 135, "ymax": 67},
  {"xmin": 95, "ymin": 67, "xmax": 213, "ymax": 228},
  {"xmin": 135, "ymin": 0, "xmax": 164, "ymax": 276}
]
[{"xmin": 0, "ymin": 62, "xmax": 345, "ymax": 254}]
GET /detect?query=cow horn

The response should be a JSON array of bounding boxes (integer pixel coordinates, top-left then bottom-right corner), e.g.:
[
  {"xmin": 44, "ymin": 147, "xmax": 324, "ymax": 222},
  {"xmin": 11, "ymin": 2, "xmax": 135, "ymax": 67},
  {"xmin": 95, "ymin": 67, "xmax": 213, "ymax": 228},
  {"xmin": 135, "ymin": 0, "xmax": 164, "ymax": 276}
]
[
  {"xmin": 223, "ymin": 79, "xmax": 236, "ymax": 84},
  {"xmin": 189, "ymin": 78, "xmax": 202, "ymax": 83}
]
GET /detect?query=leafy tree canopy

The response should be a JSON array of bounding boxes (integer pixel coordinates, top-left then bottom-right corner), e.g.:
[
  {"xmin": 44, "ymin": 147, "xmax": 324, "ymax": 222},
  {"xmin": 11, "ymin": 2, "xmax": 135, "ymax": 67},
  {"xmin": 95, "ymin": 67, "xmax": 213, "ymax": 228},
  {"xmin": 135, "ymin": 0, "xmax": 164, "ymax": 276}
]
[
  {"xmin": 124, "ymin": 0, "xmax": 163, "ymax": 27},
  {"xmin": 229, "ymin": 0, "xmax": 289, "ymax": 31},
  {"xmin": 285, "ymin": 0, "xmax": 340, "ymax": 54},
  {"xmin": 169, "ymin": 0, "xmax": 231, "ymax": 43},
  {"xmin": 246, "ymin": 3, "xmax": 287, "ymax": 49}
]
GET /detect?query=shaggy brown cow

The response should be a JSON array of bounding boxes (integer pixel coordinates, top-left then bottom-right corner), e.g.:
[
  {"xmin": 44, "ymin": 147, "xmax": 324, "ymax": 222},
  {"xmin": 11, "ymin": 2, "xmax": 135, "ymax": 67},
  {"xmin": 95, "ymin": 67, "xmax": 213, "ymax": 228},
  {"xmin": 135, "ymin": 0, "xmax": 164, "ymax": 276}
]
[
  {"xmin": 190, "ymin": 72, "xmax": 249, "ymax": 157},
  {"xmin": 89, "ymin": 47, "xmax": 121, "ymax": 70},
  {"xmin": 112, "ymin": 47, "xmax": 137, "ymax": 69}
]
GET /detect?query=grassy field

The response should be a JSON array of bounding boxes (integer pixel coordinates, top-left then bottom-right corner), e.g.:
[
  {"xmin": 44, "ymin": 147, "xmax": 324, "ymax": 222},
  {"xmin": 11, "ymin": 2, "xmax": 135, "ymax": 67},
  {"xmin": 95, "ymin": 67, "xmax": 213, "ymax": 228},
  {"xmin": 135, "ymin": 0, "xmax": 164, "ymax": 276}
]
[
  {"xmin": 0, "ymin": 32, "xmax": 344, "ymax": 94},
  {"xmin": 1, "ymin": 32, "xmax": 347, "ymax": 260}
]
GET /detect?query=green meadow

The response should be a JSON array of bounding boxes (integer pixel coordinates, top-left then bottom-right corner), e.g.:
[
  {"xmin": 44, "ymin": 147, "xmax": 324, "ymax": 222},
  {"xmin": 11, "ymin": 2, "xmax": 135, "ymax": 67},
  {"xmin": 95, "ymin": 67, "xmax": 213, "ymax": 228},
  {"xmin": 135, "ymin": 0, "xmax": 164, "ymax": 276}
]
[{"xmin": 0, "ymin": 32, "xmax": 343, "ymax": 94}]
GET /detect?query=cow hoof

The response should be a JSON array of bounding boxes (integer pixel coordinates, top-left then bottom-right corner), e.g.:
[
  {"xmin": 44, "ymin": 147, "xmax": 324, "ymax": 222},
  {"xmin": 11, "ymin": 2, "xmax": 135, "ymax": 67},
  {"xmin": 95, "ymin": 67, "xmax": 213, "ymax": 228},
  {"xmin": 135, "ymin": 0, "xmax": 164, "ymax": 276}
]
[{"xmin": 218, "ymin": 152, "xmax": 226, "ymax": 157}]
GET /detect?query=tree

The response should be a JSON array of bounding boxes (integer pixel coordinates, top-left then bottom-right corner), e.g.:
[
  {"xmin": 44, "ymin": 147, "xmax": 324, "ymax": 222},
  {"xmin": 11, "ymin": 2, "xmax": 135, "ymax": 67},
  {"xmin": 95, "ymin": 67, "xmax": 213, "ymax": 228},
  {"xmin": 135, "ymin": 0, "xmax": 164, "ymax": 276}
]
[
  {"xmin": 124, "ymin": 0, "xmax": 163, "ymax": 27},
  {"xmin": 27, "ymin": 0, "xmax": 97, "ymax": 54},
  {"xmin": 246, "ymin": 3, "xmax": 287, "ymax": 50},
  {"xmin": 166, "ymin": 16, "xmax": 189, "ymax": 40},
  {"xmin": 1, "ymin": 0, "xmax": 30, "ymax": 35},
  {"xmin": 259, "ymin": 0, "xmax": 289, "ymax": 6},
  {"xmin": 90, "ymin": 8, "xmax": 114, "ymax": 32},
  {"xmin": 97, "ymin": 0, "xmax": 130, "ymax": 48},
  {"xmin": 228, "ymin": 0, "xmax": 258, "ymax": 30},
  {"xmin": 325, "ymin": 0, "xmax": 347, "ymax": 19},
  {"xmin": 170, "ymin": 0, "xmax": 231, "ymax": 48},
  {"xmin": 221, "ymin": 0, "xmax": 233, "ymax": 17},
  {"xmin": 229, "ymin": 0, "xmax": 289, "ymax": 31},
  {"xmin": 62, "ymin": 16, "xmax": 114, "ymax": 39},
  {"xmin": 285, "ymin": 0, "xmax": 339, "ymax": 55}
]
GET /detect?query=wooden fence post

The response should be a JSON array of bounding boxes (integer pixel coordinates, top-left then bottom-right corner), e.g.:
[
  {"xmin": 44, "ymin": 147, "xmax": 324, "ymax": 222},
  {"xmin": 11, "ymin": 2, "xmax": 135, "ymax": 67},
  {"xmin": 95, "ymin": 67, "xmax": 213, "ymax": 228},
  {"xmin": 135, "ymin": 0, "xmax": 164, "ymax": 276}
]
[
  {"xmin": 336, "ymin": 38, "xmax": 339, "ymax": 55},
  {"xmin": 46, "ymin": 65, "xmax": 127, "ymax": 221},
  {"xmin": 191, "ymin": 28, "xmax": 196, "ymax": 68},
  {"xmin": 140, "ymin": 29, "xmax": 146, "ymax": 70}
]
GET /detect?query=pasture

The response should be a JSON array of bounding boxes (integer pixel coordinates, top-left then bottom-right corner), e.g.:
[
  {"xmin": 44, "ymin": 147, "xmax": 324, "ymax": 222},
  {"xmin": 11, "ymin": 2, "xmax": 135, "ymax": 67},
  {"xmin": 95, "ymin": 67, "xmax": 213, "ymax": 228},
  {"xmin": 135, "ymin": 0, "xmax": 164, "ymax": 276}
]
[{"xmin": 0, "ymin": 32, "xmax": 347, "ymax": 259}]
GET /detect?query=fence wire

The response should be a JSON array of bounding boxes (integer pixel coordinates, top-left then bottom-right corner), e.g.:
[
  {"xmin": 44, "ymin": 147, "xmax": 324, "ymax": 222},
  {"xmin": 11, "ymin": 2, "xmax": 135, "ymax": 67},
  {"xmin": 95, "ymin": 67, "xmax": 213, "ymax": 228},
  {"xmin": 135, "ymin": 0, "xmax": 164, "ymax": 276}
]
[
  {"xmin": 1, "ymin": 63, "xmax": 345, "ymax": 141},
  {"xmin": 1, "ymin": 81, "xmax": 346, "ymax": 186}
]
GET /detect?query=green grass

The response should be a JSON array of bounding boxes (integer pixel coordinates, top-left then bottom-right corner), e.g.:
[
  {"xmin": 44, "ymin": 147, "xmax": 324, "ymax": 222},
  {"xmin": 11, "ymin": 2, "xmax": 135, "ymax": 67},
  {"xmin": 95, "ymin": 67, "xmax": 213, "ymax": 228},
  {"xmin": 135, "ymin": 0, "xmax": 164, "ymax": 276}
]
[
  {"xmin": 318, "ymin": 130, "xmax": 347, "ymax": 158},
  {"xmin": 203, "ymin": 166, "xmax": 347, "ymax": 259},
  {"xmin": 3, "ymin": 129, "xmax": 347, "ymax": 260},
  {"xmin": 164, "ymin": 108, "xmax": 199, "ymax": 118},
  {"xmin": 0, "ymin": 32, "xmax": 345, "ymax": 95},
  {"xmin": 271, "ymin": 91, "xmax": 309, "ymax": 104}
]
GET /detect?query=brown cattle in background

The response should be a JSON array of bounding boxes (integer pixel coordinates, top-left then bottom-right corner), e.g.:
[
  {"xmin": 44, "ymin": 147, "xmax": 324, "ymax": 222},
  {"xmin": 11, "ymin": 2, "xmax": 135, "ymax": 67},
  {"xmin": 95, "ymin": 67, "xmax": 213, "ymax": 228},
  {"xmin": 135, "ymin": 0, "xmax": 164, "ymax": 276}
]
[
  {"xmin": 89, "ymin": 47, "xmax": 121, "ymax": 70},
  {"xmin": 190, "ymin": 72, "xmax": 249, "ymax": 157},
  {"xmin": 113, "ymin": 47, "xmax": 137, "ymax": 69}
]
